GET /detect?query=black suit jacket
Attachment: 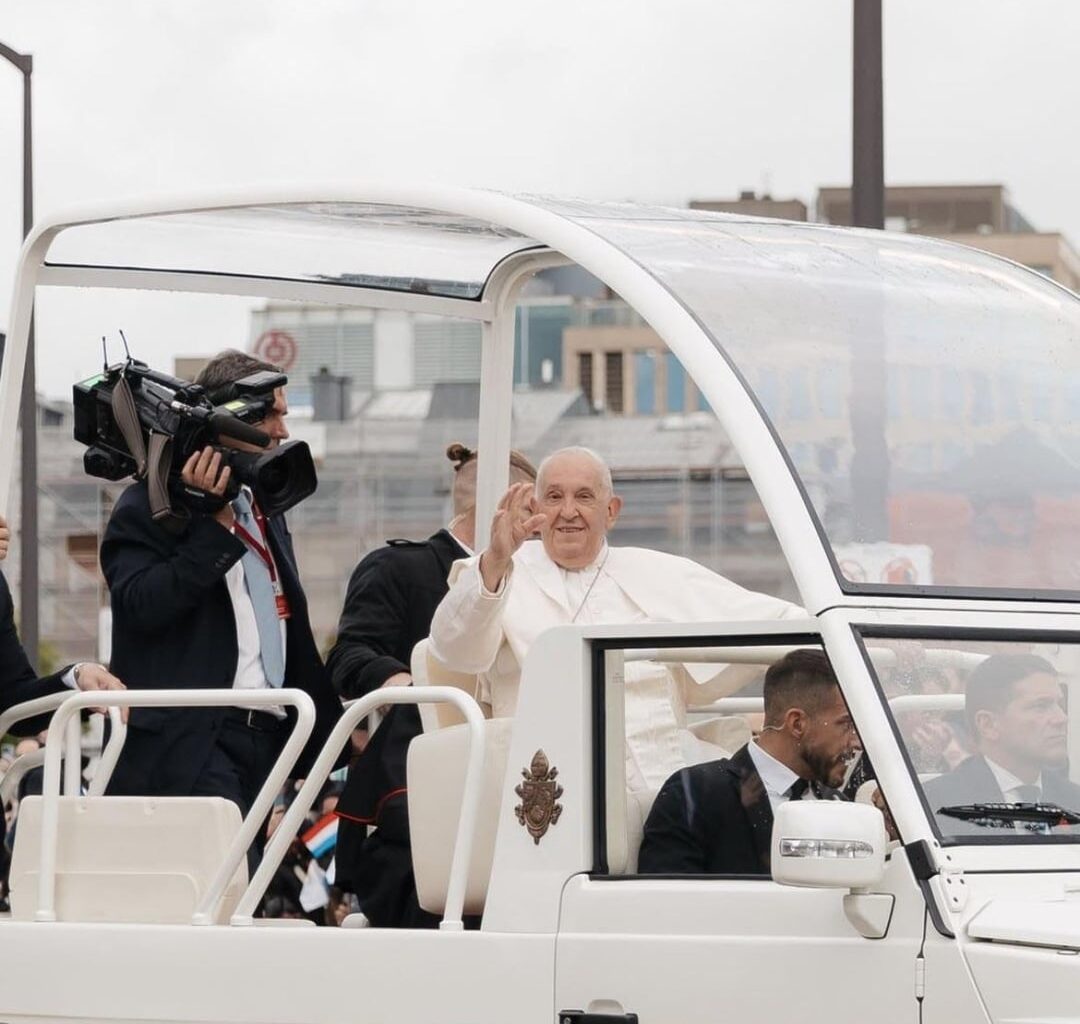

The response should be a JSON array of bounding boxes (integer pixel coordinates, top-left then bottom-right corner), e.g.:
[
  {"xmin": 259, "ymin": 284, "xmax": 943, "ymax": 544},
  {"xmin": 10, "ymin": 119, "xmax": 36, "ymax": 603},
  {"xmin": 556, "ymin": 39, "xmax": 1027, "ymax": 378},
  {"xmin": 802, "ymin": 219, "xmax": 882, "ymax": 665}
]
[
  {"xmin": 327, "ymin": 530, "xmax": 464, "ymax": 924},
  {"xmin": 0, "ymin": 569, "xmax": 70, "ymax": 735},
  {"xmin": 923, "ymin": 754, "xmax": 1080, "ymax": 835},
  {"xmin": 330, "ymin": 529, "xmax": 465, "ymax": 824},
  {"xmin": 638, "ymin": 744, "xmax": 843, "ymax": 877},
  {"xmin": 101, "ymin": 481, "xmax": 342, "ymax": 797}
]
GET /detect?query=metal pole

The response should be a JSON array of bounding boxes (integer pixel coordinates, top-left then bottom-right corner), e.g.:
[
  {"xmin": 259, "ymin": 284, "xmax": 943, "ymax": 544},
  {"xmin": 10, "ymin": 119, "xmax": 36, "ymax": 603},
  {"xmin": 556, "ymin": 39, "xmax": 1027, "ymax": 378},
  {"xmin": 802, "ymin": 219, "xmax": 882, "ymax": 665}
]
[
  {"xmin": 848, "ymin": 2, "xmax": 890, "ymax": 543},
  {"xmin": 0, "ymin": 42, "xmax": 37, "ymax": 666},
  {"xmin": 852, "ymin": 0, "xmax": 884, "ymax": 229}
]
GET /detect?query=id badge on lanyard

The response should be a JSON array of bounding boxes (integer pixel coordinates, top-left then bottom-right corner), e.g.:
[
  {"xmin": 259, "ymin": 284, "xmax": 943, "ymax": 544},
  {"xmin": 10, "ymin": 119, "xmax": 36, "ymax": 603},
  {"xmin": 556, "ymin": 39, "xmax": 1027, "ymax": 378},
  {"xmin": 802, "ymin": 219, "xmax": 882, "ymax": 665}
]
[{"xmin": 234, "ymin": 510, "xmax": 292, "ymax": 620}]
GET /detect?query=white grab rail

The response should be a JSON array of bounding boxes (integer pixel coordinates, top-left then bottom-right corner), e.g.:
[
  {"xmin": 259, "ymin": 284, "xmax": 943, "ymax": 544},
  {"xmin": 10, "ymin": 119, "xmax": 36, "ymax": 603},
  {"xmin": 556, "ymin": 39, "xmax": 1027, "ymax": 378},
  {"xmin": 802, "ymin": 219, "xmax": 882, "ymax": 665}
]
[
  {"xmin": 232, "ymin": 685, "xmax": 486, "ymax": 932},
  {"xmin": 0, "ymin": 693, "xmax": 83, "ymax": 804},
  {"xmin": 0, "ymin": 691, "xmax": 67, "ymax": 737},
  {"xmin": 687, "ymin": 692, "xmax": 968, "ymax": 717},
  {"xmin": 0, "ymin": 746, "xmax": 45, "ymax": 807},
  {"xmin": 36, "ymin": 688, "xmax": 316, "ymax": 924},
  {"xmin": 87, "ymin": 706, "xmax": 127, "ymax": 797}
]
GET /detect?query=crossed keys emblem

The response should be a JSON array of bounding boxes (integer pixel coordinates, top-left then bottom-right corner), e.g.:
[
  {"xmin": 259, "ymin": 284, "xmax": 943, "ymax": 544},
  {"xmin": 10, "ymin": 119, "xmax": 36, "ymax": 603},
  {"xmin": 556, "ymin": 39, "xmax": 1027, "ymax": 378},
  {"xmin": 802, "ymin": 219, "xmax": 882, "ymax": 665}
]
[{"xmin": 514, "ymin": 749, "xmax": 564, "ymax": 844}]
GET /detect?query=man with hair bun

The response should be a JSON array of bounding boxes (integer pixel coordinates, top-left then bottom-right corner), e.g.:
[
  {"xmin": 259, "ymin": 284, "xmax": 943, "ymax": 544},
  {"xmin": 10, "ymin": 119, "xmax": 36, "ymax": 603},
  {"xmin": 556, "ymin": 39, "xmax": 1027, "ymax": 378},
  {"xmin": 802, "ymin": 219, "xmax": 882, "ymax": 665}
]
[
  {"xmin": 329, "ymin": 442, "xmax": 536, "ymax": 927},
  {"xmin": 638, "ymin": 649, "xmax": 857, "ymax": 876}
]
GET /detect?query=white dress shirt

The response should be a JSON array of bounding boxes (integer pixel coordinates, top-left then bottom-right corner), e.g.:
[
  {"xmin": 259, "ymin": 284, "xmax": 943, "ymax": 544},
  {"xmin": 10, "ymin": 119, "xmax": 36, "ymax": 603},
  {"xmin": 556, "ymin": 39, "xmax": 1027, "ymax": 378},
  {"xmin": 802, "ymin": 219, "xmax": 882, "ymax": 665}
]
[
  {"xmin": 746, "ymin": 739, "xmax": 818, "ymax": 813},
  {"xmin": 984, "ymin": 757, "xmax": 1042, "ymax": 804},
  {"xmin": 227, "ymin": 496, "xmax": 288, "ymax": 699}
]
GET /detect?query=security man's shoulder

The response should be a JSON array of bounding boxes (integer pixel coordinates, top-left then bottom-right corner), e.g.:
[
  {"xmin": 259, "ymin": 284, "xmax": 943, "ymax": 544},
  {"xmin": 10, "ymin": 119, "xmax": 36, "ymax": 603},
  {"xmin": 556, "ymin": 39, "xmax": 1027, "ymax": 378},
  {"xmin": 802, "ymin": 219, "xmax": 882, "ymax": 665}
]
[{"xmin": 354, "ymin": 536, "xmax": 432, "ymax": 570}]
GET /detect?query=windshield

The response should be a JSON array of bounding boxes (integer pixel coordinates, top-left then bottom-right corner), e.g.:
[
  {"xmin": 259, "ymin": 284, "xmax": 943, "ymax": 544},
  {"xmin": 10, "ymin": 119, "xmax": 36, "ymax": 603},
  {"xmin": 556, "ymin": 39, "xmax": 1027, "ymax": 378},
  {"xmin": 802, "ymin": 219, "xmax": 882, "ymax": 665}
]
[
  {"xmin": 526, "ymin": 200, "xmax": 1080, "ymax": 597},
  {"xmin": 858, "ymin": 631, "xmax": 1080, "ymax": 844}
]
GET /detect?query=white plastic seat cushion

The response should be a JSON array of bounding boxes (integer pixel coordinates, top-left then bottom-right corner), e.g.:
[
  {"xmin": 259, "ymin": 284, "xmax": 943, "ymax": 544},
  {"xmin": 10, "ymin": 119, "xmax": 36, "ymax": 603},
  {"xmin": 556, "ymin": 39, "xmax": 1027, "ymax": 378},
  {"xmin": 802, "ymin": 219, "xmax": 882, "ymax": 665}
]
[
  {"xmin": 10, "ymin": 795, "xmax": 247, "ymax": 925},
  {"xmin": 408, "ymin": 717, "xmax": 512, "ymax": 916},
  {"xmin": 625, "ymin": 787, "xmax": 660, "ymax": 874},
  {"xmin": 411, "ymin": 638, "xmax": 485, "ymax": 732}
]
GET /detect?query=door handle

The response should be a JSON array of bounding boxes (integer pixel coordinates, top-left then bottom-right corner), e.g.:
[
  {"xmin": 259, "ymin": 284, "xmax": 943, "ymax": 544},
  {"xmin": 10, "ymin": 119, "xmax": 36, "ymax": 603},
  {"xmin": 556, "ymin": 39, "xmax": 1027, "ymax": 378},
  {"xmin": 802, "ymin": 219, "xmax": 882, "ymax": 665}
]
[{"xmin": 559, "ymin": 1012, "xmax": 638, "ymax": 1024}]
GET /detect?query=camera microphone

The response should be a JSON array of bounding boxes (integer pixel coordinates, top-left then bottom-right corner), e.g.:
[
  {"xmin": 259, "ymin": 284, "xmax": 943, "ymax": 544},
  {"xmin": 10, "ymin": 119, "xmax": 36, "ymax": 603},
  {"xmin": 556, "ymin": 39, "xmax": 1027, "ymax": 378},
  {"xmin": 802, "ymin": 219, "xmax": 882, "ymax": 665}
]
[{"xmin": 208, "ymin": 411, "xmax": 271, "ymax": 449}]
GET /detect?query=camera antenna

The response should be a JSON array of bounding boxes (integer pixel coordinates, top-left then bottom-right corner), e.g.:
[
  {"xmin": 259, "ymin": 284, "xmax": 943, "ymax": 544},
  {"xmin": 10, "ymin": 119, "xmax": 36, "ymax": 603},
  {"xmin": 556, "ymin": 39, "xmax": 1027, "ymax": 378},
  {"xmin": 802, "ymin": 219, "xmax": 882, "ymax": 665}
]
[
  {"xmin": 118, "ymin": 329, "xmax": 132, "ymax": 361},
  {"xmin": 101, "ymin": 336, "xmax": 108, "ymax": 371}
]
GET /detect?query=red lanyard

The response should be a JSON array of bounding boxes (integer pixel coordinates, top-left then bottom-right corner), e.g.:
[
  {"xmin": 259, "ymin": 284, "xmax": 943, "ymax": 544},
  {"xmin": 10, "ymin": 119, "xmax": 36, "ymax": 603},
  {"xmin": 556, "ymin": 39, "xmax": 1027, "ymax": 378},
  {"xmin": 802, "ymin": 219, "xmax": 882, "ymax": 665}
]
[
  {"xmin": 233, "ymin": 503, "xmax": 292, "ymax": 620},
  {"xmin": 233, "ymin": 506, "xmax": 277, "ymax": 582}
]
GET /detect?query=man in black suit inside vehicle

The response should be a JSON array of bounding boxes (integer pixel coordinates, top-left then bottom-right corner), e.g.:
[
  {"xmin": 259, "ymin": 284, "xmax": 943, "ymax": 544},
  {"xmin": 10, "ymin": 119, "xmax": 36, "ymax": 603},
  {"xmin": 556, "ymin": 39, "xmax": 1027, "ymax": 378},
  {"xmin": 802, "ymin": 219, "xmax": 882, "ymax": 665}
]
[
  {"xmin": 638, "ymin": 649, "xmax": 858, "ymax": 877},
  {"xmin": 101, "ymin": 351, "xmax": 341, "ymax": 837},
  {"xmin": 923, "ymin": 653, "xmax": 1080, "ymax": 832}
]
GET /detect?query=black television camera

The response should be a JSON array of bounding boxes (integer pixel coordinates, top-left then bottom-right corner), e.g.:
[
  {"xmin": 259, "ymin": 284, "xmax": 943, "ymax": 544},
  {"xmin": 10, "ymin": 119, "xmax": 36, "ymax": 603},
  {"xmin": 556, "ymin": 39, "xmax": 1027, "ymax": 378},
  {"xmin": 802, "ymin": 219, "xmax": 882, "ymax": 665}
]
[{"xmin": 73, "ymin": 356, "xmax": 317, "ymax": 527}]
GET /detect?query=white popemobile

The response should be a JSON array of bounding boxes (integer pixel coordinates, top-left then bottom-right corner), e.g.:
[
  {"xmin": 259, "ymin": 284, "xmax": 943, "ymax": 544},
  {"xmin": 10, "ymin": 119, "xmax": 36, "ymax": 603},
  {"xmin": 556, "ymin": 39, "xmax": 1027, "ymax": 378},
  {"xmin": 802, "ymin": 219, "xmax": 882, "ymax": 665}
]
[{"xmin": 0, "ymin": 186, "xmax": 1077, "ymax": 1024}]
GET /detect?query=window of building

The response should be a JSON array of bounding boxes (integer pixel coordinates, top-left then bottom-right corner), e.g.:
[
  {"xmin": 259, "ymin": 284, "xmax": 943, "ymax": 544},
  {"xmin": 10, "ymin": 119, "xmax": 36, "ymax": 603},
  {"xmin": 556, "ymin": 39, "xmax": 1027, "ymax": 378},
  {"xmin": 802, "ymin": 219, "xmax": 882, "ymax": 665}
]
[
  {"xmin": 634, "ymin": 351, "xmax": 657, "ymax": 415},
  {"xmin": 786, "ymin": 368, "xmax": 812, "ymax": 420},
  {"xmin": 605, "ymin": 352, "xmax": 624, "ymax": 413},
  {"xmin": 413, "ymin": 319, "xmax": 482, "ymax": 386},
  {"xmin": 815, "ymin": 365, "xmax": 844, "ymax": 418},
  {"xmin": 665, "ymin": 352, "xmax": 686, "ymax": 413},
  {"xmin": 579, "ymin": 352, "xmax": 595, "ymax": 409},
  {"xmin": 939, "ymin": 367, "xmax": 964, "ymax": 421}
]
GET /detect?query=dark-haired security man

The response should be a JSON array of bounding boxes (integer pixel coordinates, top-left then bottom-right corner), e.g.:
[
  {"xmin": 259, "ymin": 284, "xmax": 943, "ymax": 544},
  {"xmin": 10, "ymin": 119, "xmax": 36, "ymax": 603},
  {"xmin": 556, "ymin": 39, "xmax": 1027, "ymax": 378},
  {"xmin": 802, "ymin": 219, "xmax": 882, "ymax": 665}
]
[{"xmin": 638, "ymin": 649, "xmax": 858, "ymax": 876}]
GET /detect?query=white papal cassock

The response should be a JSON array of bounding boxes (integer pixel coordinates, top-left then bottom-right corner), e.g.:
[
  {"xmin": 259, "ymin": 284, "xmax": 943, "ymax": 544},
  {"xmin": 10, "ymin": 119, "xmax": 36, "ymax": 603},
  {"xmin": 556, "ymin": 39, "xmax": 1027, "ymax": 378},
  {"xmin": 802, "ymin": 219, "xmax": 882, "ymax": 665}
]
[{"xmin": 428, "ymin": 540, "xmax": 804, "ymax": 790}]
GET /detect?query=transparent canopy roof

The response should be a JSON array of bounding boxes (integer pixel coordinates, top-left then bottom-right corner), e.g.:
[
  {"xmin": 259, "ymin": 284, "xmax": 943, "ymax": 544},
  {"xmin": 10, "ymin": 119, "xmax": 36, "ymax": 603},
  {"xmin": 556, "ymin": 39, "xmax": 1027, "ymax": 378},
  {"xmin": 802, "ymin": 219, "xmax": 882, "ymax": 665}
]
[
  {"xmin": 40, "ymin": 193, "xmax": 1080, "ymax": 597},
  {"xmin": 535, "ymin": 201, "xmax": 1080, "ymax": 597},
  {"xmin": 45, "ymin": 202, "xmax": 539, "ymax": 299}
]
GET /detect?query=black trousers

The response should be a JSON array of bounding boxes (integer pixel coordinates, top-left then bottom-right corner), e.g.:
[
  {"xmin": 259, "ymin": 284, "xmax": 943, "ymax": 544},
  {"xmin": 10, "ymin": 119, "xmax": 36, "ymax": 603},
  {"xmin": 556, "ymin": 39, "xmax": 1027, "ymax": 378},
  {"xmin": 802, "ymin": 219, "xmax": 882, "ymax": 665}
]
[{"xmin": 191, "ymin": 711, "xmax": 286, "ymax": 872}]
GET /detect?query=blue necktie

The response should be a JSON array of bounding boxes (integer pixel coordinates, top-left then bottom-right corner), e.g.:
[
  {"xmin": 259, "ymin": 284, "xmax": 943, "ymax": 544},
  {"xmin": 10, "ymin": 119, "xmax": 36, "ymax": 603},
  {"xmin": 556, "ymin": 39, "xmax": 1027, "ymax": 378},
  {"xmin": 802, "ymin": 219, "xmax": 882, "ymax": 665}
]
[{"xmin": 232, "ymin": 491, "xmax": 285, "ymax": 687}]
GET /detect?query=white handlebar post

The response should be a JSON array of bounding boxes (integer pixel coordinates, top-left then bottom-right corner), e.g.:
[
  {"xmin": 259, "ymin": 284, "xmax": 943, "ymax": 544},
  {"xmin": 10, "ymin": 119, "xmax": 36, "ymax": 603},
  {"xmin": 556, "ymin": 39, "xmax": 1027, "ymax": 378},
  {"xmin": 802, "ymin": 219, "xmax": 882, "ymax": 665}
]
[
  {"xmin": 232, "ymin": 686, "xmax": 486, "ymax": 931},
  {"xmin": 63, "ymin": 714, "xmax": 82, "ymax": 795},
  {"xmin": 36, "ymin": 688, "xmax": 315, "ymax": 924},
  {"xmin": 88, "ymin": 707, "xmax": 127, "ymax": 797}
]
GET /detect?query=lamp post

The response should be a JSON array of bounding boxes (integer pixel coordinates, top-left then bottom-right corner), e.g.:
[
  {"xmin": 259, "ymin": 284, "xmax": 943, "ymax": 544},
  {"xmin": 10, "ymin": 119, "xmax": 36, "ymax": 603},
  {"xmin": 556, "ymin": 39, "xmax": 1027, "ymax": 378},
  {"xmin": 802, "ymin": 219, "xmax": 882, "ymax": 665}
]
[
  {"xmin": 848, "ymin": 1, "xmax": 890, "ymax": 545},
  {"xmin": 0, "ymin": 40, "xmax": 38, "ymax": 667},
  {"xmin": 852, "ymin": 0, "xmax": 885, "ymax": 230}
]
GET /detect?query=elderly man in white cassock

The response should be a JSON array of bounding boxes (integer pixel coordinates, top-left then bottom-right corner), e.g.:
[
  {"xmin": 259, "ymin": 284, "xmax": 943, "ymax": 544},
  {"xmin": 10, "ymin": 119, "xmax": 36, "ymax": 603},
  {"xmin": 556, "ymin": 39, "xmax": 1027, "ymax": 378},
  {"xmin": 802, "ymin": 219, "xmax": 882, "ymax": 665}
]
[{"xmin": 428, "ymin": 446, "xmax": 804, "ymax": 791}]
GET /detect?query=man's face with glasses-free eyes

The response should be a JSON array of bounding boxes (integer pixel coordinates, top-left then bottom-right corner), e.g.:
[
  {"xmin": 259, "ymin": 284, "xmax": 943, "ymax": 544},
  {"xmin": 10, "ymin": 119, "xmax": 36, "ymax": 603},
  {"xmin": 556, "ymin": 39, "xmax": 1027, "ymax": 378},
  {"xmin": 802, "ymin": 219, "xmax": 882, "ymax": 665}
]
[{"xmin": 799, "ymin": 688, "xmax": 861, "ymax": 789}]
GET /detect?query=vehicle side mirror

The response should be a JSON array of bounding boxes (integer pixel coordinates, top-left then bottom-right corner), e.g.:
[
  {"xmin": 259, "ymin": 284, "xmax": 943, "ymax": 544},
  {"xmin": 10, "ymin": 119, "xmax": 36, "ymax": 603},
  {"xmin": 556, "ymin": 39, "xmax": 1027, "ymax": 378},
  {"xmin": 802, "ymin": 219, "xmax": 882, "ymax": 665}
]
[{"xmin": 771, "ymin": 800, "xmax": 886, "ymax": 890}]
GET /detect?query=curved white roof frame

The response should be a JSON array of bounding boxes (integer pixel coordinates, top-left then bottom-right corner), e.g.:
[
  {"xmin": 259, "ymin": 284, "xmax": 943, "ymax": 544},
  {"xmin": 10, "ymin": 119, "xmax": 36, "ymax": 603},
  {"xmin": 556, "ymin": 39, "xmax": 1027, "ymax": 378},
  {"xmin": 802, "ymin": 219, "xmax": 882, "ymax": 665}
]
[{"xmin": 0, "ymin": 185, "xmax": 840, "ymax": 613}]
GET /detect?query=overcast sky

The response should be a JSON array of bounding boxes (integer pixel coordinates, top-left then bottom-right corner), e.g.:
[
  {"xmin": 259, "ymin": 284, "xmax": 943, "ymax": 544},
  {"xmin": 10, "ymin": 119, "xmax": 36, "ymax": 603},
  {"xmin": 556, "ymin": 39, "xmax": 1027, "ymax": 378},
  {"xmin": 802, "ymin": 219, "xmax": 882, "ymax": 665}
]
[{"xmin": 0, "ymin": 0, "xmax": 1078, "ymax": 398}]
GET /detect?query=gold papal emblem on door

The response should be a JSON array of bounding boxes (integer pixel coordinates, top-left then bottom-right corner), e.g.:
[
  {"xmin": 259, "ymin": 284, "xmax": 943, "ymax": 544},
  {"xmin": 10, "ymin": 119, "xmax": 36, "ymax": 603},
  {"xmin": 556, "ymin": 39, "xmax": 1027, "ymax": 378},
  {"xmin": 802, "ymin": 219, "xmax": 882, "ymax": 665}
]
[{"xmin": 514, "ymin": 749, "xmax": 564, "ymax": 844}]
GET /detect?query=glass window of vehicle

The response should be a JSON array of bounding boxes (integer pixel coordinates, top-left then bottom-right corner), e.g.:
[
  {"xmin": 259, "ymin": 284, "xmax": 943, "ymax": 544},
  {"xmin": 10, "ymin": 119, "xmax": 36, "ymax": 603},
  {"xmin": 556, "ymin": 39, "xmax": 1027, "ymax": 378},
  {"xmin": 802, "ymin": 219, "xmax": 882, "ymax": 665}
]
[{"xmin": 859, "ymin": 632, "xmax": 1080, "ymax": 845}]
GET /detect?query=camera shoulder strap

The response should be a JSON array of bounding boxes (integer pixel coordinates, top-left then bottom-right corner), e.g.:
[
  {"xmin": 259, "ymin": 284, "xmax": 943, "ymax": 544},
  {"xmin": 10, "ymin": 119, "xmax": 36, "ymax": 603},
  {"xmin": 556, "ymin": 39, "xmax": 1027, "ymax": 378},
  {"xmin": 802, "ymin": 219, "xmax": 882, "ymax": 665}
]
[
  {"xmin": 111, "ymin": 375, "xmax": 148, "ymax": 477},
  {"xmin": 146, "ymin": 432, "xmax": 187, "ymax": 534}
]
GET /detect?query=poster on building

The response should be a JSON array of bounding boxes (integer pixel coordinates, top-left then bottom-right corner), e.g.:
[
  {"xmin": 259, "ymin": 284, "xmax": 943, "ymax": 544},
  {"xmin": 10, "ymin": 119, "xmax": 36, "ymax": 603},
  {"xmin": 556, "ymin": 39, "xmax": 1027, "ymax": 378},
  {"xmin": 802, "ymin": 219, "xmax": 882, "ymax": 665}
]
[{"xmin": 832, "ymin": 542, "xmax": 933, "ymax": 586}]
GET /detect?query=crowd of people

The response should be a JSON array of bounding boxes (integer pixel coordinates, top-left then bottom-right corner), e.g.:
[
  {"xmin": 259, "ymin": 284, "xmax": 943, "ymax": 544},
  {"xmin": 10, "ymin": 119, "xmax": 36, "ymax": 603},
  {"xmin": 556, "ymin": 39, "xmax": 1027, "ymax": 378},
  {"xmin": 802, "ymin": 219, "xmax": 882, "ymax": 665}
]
[{"xmin": 1, "ymin": 348, "xmax": 1076, "ymax": 923}]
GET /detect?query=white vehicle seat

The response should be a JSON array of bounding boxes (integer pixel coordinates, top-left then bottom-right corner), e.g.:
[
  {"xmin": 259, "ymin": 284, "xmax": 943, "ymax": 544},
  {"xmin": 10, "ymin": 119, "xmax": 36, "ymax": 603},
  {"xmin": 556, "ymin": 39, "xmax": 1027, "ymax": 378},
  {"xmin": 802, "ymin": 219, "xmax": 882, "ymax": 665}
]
[
  {"xmin": 625, "ymin": 787, "xmax": 660, "ymax": 873},
  {"xmin": 9, "ymin": 795, "xmax": 247, "ymax": 925},
  {"xmin": 408, "ymin": 718, "xmax": 512, "ymax": 916},
  {"xmin": 687, "ymin": 715, "xmax": 753, "ymax": 757},
  {"xmin": 410, "ymin": 638, "xmax": 485, "ymax": 731}
]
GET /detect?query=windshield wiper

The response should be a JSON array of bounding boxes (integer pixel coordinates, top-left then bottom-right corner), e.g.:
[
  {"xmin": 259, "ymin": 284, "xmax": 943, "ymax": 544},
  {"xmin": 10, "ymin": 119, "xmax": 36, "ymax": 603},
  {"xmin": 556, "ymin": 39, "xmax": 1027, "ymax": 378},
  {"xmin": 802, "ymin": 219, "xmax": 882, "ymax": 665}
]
[{"xmin": 936, "ymin": 803, "xmax": 1080, "ymax": 827}]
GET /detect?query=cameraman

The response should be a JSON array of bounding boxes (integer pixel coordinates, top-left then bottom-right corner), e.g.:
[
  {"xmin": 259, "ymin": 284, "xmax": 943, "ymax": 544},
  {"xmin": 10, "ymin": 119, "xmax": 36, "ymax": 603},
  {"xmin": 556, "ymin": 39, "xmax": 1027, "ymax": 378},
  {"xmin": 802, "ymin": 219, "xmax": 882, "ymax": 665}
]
[{"xmin": 100, "ymin": 351, "xmax": 342, "ymax": 847}]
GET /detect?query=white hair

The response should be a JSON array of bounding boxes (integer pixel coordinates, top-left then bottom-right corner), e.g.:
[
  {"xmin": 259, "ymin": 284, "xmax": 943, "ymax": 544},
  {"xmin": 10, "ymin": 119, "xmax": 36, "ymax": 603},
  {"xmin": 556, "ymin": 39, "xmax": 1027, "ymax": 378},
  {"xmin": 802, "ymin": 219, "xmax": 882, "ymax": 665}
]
[{"xmin": 535, "ymin": 446, "xmax": 614, "ymax": 497}]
